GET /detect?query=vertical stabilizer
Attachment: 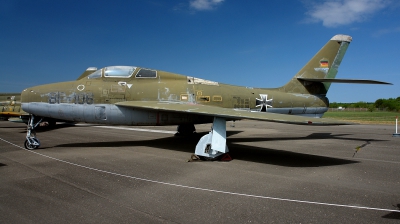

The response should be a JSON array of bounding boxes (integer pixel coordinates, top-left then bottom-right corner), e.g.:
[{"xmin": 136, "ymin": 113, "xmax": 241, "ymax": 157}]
[{"xmin": 280, "ymin": 34, "xmax": 352, "ymax": 95}]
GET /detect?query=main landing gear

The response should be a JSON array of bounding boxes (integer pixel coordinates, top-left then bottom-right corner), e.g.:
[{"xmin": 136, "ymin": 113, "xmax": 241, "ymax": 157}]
[
  {"xmin": 189, "ymin": 117, "xmax": 231, "ymax": 162},
  {"xmin": 176, "ymin": 124, "xmax": 196, "ymax": 136},
  {"xmin": 24, "ymin": 114, "xmax": 42, "ymax": 150}
]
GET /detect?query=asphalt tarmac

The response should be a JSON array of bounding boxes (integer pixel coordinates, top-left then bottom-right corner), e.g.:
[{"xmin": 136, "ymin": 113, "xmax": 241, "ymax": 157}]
[{"xmin": 1, "ymin": 120, "xmax": 399, "ymax": 223}]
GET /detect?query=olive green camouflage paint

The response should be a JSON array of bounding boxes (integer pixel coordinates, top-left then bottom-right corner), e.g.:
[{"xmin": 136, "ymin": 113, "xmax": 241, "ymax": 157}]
[
  {"xmin": 20, "ymin": 35, "xmax": 353, "ymax": 121},
  {"xmin": 23, "ymin": 35, "xmax": 390, "ymax": 126},
  {"xmin": 279, "ymin": 36, "xmax": 350, "ymax": 95}
]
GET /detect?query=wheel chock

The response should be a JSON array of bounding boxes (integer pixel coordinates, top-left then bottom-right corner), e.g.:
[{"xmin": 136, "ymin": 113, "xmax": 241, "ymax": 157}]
[
  {"xmin": 219, "ymin": 153, "xmax": 232, "ymax": 161},
  {"xmin": 188, "ymin": 153, "xmax": 232, "ymax": 162},
  {"xmin": 187, "ymin": 154, "xmax": 201, "ymax": 162}
]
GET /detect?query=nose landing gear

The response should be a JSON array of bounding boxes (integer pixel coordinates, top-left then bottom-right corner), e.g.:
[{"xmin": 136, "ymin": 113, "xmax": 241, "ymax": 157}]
[{"xmin": 24, "ymin": 114, "xmax": 42, "ymax": 150}]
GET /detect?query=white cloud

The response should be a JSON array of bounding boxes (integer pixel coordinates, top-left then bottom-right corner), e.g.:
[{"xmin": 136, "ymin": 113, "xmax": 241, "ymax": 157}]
[
  {"xmin": 189, "ymin": 0, "xmax": 224, "ymax": 11},
  {"xmin": 304, "ymin": 0, "xmax": 391, "ymax": 27}
]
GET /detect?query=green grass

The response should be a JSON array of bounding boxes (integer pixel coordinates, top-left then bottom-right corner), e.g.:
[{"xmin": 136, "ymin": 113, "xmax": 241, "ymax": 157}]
[{"xmin": 323, "ymin": 111, "xmax": 400, "ymax": 124}]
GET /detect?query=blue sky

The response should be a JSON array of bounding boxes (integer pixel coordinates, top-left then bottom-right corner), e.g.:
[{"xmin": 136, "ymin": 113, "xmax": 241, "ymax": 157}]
[{"xmin": 1, "ymin": 0, "xmax": 399, "ymax": 103}]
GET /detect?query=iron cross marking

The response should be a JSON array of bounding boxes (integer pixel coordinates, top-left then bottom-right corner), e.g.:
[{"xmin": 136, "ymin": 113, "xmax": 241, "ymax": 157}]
[{"xmin": 256, "ymin": 94, "xmax": 273, "ymax": 112}]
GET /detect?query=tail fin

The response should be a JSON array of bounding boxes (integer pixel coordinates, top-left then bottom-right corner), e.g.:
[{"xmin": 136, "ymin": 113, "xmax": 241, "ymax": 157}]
[{"xmin": 279, "ymin": 34, "xmax": 352, "ymax": 95}]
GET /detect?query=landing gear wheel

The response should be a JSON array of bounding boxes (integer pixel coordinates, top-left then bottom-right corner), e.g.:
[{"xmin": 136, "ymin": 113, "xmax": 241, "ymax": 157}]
[
  {"xmin": 47, "ymin": 120, "xmax": 56, "ymax": 127},
  {"xmin": 24, "ymin": 139, "xmax": 36, "ymax": 150},
  {"xmin": 24, "ymin": 138, "xmax": 40, "ymax": 150},
  {"xmin": 176, "ymin": 124, "xmax": 196, "ymax": 136}
]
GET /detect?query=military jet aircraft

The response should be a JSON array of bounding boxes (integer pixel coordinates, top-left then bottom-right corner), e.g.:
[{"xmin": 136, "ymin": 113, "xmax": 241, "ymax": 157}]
[{"xmin": 20, "ymin": 34, "xmax": 391, "ymax": 158}]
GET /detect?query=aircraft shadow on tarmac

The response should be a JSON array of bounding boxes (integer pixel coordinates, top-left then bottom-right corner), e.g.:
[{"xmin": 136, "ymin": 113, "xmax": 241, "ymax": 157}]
[
  {"xmin": 229, "ymin": 132, "xmax": 384, "ymax": 143},
  {"xmin": 17, "ymin": 123, "xmax": 77, "ymax": 134},
  {"xmin": 382, "ymin": 204, "xmax": 400, "ymax": 220},
  {"xmin": 1, "ymin": 126, "xmax": 30, "ymax": 129},
  {"xmin": 49, "ymin": 130, "xmax": 381, "ymax": 167}
]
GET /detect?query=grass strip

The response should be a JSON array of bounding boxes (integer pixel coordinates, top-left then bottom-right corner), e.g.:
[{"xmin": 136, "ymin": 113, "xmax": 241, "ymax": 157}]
[{"xmin": 323, "ymin": 111, "xmax": 400, "ymax": 124}]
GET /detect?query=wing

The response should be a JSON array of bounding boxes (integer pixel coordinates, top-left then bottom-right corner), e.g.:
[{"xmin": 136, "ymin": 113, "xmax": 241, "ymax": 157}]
[{"xmin": 115, "ymin": 101, "xmax": 353, "ymax": 125}]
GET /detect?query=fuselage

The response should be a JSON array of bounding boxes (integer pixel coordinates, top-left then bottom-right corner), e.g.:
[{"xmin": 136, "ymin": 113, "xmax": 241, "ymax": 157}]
[{"xmin": 21, "ymin": 66, "xmax": 329, "ymax": 126}]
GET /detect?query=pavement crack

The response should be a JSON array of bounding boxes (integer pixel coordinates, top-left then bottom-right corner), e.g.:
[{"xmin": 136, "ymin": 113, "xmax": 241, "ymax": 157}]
[{"xmin": 353, "ymin": 140, "xmax": 371, "ymax": 157}]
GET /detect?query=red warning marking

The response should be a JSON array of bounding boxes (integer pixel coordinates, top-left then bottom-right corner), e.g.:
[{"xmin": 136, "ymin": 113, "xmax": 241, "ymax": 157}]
[{"xmin": 220, "ymin": 153, "xmax": 232, "ymax": 161}]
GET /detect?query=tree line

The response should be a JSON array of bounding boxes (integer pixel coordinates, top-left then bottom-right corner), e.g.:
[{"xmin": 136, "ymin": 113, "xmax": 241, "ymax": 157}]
[{"xmin": 329, "ymin": 97, "xmax": 400, "ymax": 112}]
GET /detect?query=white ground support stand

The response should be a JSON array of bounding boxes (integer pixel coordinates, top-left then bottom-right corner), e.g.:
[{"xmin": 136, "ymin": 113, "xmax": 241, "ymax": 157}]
[
  {"xmin": 394, "ymin": 116, "xmax": 400, "ymax": 137},
  {"xmin": 195, "ymin": 117, "xmax": 229, "ymax": 158}
]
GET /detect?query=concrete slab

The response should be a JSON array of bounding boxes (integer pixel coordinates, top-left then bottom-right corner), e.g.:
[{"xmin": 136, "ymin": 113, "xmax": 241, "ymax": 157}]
[{"xmin": 1, "ymin": 120, "xmax": 399, "ymax": 223}]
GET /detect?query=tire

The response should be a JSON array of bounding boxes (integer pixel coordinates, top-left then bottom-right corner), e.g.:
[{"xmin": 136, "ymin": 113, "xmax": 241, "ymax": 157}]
[
  {"xmin": 177, "ymin": 124, "xmax": 196, "ymax": 135},
  {"xmin": 47, "ymin": 120, "xmax": 56, "ymax": 127},
  {"xmin": 24, "ymin": 138, "xmax": 40, "ymax": 150}
]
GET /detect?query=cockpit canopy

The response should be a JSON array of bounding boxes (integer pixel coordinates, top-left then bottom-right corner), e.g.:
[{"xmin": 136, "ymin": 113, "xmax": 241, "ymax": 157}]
[
  {"xmin": 87, "ymin": 66, "xmax": 137, "ymax": 79},
  {"xmin": 87, "ymin": 66, "xmax": 157, "ymax": 79}
]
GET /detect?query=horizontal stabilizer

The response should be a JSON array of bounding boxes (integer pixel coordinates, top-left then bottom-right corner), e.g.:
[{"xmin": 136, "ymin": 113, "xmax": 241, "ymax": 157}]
[
  {"xmin": 297, "ymin": 78, "xmax": 392, "ymax": 85},
  {"xmin": 116, "ymin": 101, "xmax": 354, "ymax": 126}
]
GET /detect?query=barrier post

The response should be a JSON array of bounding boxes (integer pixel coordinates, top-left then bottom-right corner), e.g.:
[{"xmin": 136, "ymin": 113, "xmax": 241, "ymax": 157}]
[{"xmin": 394, "ymin": 116, "xmax": 400, "ymax": 137}]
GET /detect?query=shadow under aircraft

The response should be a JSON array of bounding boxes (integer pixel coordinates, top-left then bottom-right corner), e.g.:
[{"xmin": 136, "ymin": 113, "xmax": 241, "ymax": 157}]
[{"xmin": 48, "ymin": 128, "xmax": 385, "ymax": 167}]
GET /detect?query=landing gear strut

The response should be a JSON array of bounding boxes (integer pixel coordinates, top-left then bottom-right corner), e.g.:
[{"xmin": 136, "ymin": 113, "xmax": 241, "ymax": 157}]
[{"xmin": 24, "ymin": 114, "xmax": 42, "ymax": 150}]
